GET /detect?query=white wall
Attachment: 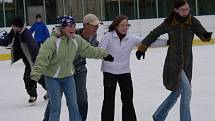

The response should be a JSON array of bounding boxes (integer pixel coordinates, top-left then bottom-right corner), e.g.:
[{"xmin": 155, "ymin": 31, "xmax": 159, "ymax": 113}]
[
  {"xmin": 1, "ymin": 15, "xmax": 215, "ymax": 40},
  {"xmin": 1, "ymin": 15, "xmax": 215, "ymax": 54}
]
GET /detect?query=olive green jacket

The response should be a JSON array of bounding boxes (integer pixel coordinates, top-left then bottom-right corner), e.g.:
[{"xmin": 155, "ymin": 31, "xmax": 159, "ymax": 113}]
[
  {"xmin": 140, "ymin": 16, "xmax": 211, "ymax": 91},
  {"xmin": 31, "ymin": 34, "xmax": 108, "ymax": 81}
]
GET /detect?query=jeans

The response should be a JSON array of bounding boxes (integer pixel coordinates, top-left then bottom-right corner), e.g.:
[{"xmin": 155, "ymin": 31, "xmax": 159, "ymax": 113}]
[
  {"xmin": 153, "ymin": 70, "xmax": 192, "ymax": 121},
  {"xmin": 101, "ymin": 72, "xmax": 137, "ymax": 121},
  {"xmin": 43, "ymin": 71, "xmax": 87, "ymax": 121},
  {"xmin": 74, "ymin": 71, "xmax": 88, "ymax": 121},
  {"xmin": 44, "ymin": 76, "xmax": 82, "ymax": 121}
]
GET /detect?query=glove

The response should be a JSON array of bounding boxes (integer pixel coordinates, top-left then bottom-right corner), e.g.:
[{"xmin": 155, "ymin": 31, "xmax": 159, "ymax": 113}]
[
  {"xmin": 103, "ymin": 54, "xmax": 114, "ymax": 62},
  {"xmin": 136, "ymin": 51, "xmax": 145, "ymax": 60},
  {"xmin": 202, "ymin": 32, "xmax": 212, "ymax": 42},
  {"xmin": 203, "ymin": 32, "xmax": 212, "ymax": 39}
]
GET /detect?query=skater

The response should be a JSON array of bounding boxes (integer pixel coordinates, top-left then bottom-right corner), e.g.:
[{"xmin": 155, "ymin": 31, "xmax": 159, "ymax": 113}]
[
  {"xmin": 99, "ymin": 15, "xmax": 143, "ymax": 121},
  {"xmin": 0, "ymin": 17, "xmax": 47, "ymax": 103},
  {"xmin": 73, "ymin": 13, "xmax": 103, "ymax": 120},
  {"xmin": 42, "ymin": 13, "xmax": 103, "ymax": 121},
  {"xmin": 30, "ymin": 14, "xmax": 50, "ymax": 47},
  {"xmin": 135, "ymin": 0, "xmax": 212, "ymax": 121},
  {"xmin": 31, "ymin": 15, "xmax": 114, "ymax": 121}
]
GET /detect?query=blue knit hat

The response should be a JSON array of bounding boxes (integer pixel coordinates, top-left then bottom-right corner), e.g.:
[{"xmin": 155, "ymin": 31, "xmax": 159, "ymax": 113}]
[{"xmin": 57, "ymin": 15, "xmax": 75, "ymax": 27}]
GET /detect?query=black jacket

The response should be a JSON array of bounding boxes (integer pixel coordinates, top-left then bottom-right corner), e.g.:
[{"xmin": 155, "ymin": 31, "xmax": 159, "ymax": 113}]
[
  {"xmin": 0, "ymin": 28, "xmax": 39, "ymax": 67},
  {"xmin": 141, "ymin": 16, "xmax": 211, "ymax": 91}
]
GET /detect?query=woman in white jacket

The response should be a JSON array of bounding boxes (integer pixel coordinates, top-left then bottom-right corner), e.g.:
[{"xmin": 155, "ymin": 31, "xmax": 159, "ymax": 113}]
[{"xmin": 99, "ymin": 15, "xmax": 143, "ymax": 121}]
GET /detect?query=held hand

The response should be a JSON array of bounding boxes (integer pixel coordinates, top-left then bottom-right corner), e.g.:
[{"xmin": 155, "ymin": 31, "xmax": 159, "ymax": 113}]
[
  {"xmin": 136, "ymin": 51, "xmax": 145, "ymax": 60},
  {"xmin": 203, "ymin": 32, "xmax": 212, "ymax": 39},
  {"xmin": 203, "ymin": 32, "xmax": 212, "ymax": 42},
  {"xmin": 31, "ymin": 79, "xmax": 38, "ymax": 83},
  {"xmin": 103, "ymin": 54, "xmax": 114, "ymax": 62}
]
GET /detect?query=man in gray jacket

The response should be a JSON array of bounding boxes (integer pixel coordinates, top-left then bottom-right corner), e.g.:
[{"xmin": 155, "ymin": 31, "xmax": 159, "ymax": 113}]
[{"xmin": 73, "ymin": 14, "xmax": 102, "ymax": 121}]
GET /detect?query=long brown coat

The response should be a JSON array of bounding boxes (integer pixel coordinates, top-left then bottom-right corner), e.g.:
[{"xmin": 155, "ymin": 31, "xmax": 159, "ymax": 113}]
[{"xmin": 140, "ymin": 16, "xmax": 210, "ymax": 91}]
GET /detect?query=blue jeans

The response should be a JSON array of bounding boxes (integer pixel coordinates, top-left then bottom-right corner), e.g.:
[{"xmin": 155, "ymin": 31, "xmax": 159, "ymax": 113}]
[
  {"xmin": 153, "ymin": 70, "xmax": 192, "ymax": 121},
  {"xmin": 43, "ymin": 71, "xmax": 87, "ymax": 121},
  {"xmin": 44, "ymin": 76, "xmax": 82, "ymax": 121},
  {"xmin": 74, "ymin": 71, "xmax": 88, "ymax": 121}
]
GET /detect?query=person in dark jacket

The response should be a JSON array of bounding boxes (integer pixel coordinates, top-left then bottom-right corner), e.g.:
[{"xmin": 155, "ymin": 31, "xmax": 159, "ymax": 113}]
[
  {"xmin": 42, "ymin": 14, "xmax": 103, "ymax": 121},
  {"xmin": 0, "ymin": 17, "xmax": 47, "ymax": 103},
  {"xmin": 136, "ymin": 0, "xmax": 212, "ymax": 121},
  {"xmin": 30, "ymin": 14, "xmax": 50, "ymax": 47}
]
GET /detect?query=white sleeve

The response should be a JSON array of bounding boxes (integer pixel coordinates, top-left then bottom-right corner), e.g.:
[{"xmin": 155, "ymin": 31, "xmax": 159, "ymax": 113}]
[
  {"xmin": 150, "ymin": 38, "xmax": 168, "ymax": 47},
  {"xmin": 131, "ymin": 33, "xmax": 144, "ymax": 46},
  {"xmin": 98, "ymin": 33, "xmax": 109, "ymax": 49}
]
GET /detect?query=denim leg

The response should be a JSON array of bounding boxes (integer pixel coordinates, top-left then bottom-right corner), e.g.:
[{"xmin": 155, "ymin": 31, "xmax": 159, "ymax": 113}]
[
  {"xmin": 153, "ymin": 74, "xmax": 183, "ymax": 121},
  {"xmin": 44, "ymin": 77, "xmax": 62, "ymax": 121},
  {"xmin": 153, "ymin": 70, "xmax": 192, "ymax": 121},
  {"xmin": 43, "ymin": 90, "xmax": 63, "ymax": 121},
  {"xmin": 43, "ymin": 100, "xmax": 51, "ymax": 121},
  {"xmin": 153, "ymin": 89, "xmax": 181, "ymax": 121},
  {"xmin": 61, "ymin": 76, "xmax": 82, "ymax": 121},
  {"xmin": 180, "ymin": 71, "xmax": 192, "ymax": 121},
  {"xmin": 74, "ymin": 71, "xmax": 88, "ymax": 121}
]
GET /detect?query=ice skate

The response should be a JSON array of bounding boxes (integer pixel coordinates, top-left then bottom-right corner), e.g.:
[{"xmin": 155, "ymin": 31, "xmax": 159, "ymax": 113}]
[{"xmin": 28, "ymin": 96, "xmax": 37, "ymax": 104}]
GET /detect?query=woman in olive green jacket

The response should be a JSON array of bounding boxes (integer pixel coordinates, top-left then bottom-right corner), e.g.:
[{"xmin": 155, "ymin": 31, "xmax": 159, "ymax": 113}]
[
  {"xmin": 31, "ymin": 15, "xmax": 113, "ymax": 121},
  {"xmin": 136, "ymin": 0, "xmax": 212, "ymax": 121}
]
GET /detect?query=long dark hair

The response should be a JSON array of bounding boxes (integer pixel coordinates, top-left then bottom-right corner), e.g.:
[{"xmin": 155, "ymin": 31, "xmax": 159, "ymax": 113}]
[
  {"xmin": 108, "ymin": 15, "xmax": 128, "ymax": 32},
  {"xmin": 165, "ymin": 0, "xmax": 188, "ymax": 24}
]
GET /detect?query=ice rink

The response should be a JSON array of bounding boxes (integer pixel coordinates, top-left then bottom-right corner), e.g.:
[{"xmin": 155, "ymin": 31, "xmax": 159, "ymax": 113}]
[{"xmin": 0, "ymin": 45, "xmax": 214, "ymax": 121}]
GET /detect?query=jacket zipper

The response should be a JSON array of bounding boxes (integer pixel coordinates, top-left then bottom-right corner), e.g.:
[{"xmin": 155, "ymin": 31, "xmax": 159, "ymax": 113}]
[{"xmin": 176, "ymin": 24, "xmax": 185, "ymax": 90}]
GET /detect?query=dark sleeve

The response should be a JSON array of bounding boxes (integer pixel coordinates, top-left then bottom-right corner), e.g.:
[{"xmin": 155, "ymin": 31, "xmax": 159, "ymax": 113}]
[
  {"xmin": 142, "ymin": 21, "xmax": 168, "ymax": 47},
  {"xmin": 0, "ymin": 29, "xmax": 14, "ymax": 46},
  {"xmin": 23, "ymin": 29, "xmax": 39, "ymax": 61},
  {"xmin": 191, "ymin": 16, "xmax": 210, "ymax": 42}
]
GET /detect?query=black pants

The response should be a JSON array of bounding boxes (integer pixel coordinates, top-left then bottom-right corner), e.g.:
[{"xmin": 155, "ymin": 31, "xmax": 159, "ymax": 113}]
[
  {"xmin": 101, "ymin": 72, "xmax": 137, "ymax": 121},
  {"xmin": 22, "ymin": 55, "xmax": 46, "ymax": 97}
]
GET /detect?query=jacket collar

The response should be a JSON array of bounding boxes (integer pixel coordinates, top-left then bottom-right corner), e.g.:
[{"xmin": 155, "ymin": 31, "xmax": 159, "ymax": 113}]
[
  {"xmin": 171, "ymin": 15, "xmax": 192, "ymax": 26},
  {"xmin": 113, "ymin": 30, "xmax": 129, "ymax": 40},
  {"xmin": 61, "ymin": 35, "xmax": 75, "ymax": 41}
]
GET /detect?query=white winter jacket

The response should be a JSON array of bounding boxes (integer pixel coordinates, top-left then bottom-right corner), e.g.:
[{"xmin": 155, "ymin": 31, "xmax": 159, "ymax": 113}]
[{"xmin": 99, "ymin": 30, "xmax": 143, "ymax": 74}]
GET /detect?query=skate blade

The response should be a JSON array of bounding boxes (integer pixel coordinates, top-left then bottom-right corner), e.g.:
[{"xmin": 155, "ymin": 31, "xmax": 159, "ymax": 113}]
[{"xmin": 28, "ymin": 101, "xmax": 36, "ymax": 106}]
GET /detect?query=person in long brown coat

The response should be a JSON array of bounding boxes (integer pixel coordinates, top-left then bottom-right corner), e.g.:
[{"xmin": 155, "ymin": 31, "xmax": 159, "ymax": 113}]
[{"xmin": 135, "ymin": 0, "xmax": 212, "ymax": 121}]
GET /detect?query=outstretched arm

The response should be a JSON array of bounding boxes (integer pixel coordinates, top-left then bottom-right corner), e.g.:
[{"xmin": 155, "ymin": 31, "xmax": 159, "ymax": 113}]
[
  {"xmin": 76, "ymin": 35, "xmax": 108, "ymax": 59},
  {"xmin": 191, "ymin": 17, "xmax": 212, "ymax": 42},
  {"xmin": 136, "ymin": 21, "xmax": 167, "ymax": 60},
  {"xmin": 0, "ymin": 29, "xmax": 14, "ymax": 46}
]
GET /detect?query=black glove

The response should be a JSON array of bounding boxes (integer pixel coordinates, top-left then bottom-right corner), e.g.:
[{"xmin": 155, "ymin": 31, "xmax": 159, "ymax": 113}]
[
  {"xmin": 103, "ymin": 54, "xmax": 114, "ymax": 62},
  {"xmin": 136, "ymin": 51, "xmax": 145, "ymax": 60},
  {"xmin": 203, "ymin": 32, "xmax": 212, "ymax": 39}
]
